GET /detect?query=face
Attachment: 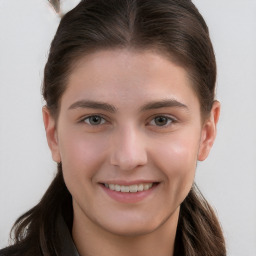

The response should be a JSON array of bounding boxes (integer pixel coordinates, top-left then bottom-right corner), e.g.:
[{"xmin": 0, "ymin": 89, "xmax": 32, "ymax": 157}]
[{"xmin": 43, "ymin": 49, "xmax": 219, "ymax": 236}]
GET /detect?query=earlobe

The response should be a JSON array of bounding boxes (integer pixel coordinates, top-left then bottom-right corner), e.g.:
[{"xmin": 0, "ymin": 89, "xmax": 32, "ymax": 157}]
[
  {"xmin": 42, "ymin": 106, "xmax": 61, "ymax": 163},
  {"xmin": 198, "ymin": 101, "xmax": 221, "ymax": 161}
]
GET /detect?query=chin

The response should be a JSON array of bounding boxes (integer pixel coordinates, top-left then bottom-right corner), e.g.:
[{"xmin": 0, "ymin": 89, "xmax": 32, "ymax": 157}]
[
  {"xmin": 95, "ymin": 211, "xmax": 169, "ymax": 237},
  {"xmin": 104, "ymin": 222, "xmax": 159, "ymax": 237}
]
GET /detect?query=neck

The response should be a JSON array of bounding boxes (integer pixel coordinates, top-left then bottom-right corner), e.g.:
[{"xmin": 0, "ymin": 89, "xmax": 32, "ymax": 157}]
[{"xmin": 72, "ymin": 203, "xmax": 179, "ymax": 256}]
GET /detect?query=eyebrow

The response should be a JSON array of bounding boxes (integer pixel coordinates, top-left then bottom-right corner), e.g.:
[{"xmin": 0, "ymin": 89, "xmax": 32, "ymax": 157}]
[
  {"xmin": 140, "ymin": 99, "xmax": 188, "ymax": 112},
  {"xmin": 68, "ymin": 99, "xmax": 188, "ymax": 113},
  {"xmin": 68, "ymin": 100, "xmax": 117, "ymax": 113}
]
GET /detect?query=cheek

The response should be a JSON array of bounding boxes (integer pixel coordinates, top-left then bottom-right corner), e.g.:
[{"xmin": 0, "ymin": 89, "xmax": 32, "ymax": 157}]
[
  {"xmin": 151, "ymin": 132, "xmax": 200, "ymax": 198},
  {"xmin": 58, "ymin": 129, "xmax": 109, "ymax": 181}
]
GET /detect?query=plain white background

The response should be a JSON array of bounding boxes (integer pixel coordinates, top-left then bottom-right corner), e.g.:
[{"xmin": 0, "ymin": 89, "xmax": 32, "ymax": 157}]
[{"xmin": 0, "ymin": 0, "xmax": 255, "ymax": 255}]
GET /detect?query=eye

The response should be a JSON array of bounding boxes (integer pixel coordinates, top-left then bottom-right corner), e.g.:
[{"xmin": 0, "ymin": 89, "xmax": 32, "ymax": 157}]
[
  {"xmin": 83, "ymin": 115, "xmax": 106, "ymax": 125},
  {"xmin": 149, "ymin": 116, "xmax": 175, "ymax": 127}
]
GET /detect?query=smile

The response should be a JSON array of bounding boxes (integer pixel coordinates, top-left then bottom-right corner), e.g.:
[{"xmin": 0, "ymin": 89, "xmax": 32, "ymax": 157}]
[
  {"xmin": 100, "ymin": 182, "xmax": 159, "ymax": 203},
  {"xmin": 104, "ymin": 183, "xmax": 153, "ymax": 193}
]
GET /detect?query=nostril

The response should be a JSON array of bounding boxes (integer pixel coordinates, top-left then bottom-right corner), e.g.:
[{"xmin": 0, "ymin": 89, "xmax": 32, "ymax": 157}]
[{"xmin": 110, "ymin": 151, "xmax": 148, "ymax": 171}]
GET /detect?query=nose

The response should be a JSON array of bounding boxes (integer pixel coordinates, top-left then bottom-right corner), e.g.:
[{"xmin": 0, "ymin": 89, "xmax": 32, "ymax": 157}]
[{"xmin": 110, "ymin": 125, "xmax": 147, "ymax": 171}]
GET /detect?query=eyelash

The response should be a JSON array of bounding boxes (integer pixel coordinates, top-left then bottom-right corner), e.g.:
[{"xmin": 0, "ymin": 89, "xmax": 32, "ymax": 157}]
[{"xmin": 80, "ymin": 114, "xmax": 177, "ymax": 127}]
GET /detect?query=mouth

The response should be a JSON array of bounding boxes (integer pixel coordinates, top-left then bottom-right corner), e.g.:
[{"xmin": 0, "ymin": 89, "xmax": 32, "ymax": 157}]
[
  {"xmin": 103, "ymin": 182, "xmax": 157, "ymax": 193},
  {"xmin": 99, "ymin": 181, "xmax": 160, "ymax": 203}
]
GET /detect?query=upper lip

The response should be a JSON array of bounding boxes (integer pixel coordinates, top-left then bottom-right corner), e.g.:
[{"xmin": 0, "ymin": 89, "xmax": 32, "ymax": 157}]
[{"xmin": 99, "ymin": 180, "xmax": 159, "ymax": 186}]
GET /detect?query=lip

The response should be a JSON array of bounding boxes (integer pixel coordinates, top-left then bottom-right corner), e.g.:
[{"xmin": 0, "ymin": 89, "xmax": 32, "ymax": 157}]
[{"xmin": 99, "ymin": 182, "xmax": 160, "ymax": 204}]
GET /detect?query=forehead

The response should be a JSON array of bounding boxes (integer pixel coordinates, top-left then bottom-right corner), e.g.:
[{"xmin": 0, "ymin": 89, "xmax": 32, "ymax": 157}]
[{"xmin": 61, "ymin": 49, "xmax": 199, "ymax": 111}]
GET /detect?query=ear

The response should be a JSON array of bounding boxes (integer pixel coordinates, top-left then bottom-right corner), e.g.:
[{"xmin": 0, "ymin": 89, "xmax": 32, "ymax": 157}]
[
  {"xmin": 198, "ymin": 101, "xmax": 221, "ymax": 161},
  {"xmin": 42, "ymin": 106, "xmax": 61, "ymax": 163}
]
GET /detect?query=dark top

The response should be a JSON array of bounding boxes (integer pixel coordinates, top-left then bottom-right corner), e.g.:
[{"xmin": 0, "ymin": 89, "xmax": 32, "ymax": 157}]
[
  {"xmin": 57, "ymin": 215, "xmax": 80, "ymax": 256},
  {"xmin": 0, "ymin": 215, "xmax": 80, "ymax": 256}
]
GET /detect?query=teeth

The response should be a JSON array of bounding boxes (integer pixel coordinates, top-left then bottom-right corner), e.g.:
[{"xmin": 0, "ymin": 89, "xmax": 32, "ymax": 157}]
[
  {"xmin": 104, "ymin": 183, "xmax": 153, "ymax": 193},
  {"xmin": 121, "ymin": 185, "xmax": 129, "ymax": 192},
  {"xmin": 109, "ymin": 184, "xmax": 115, "ymax": 190},
  {"xmin": 115, "ymin": 184, "xmax": 121, "ymax": 192},
  {"xmin": 138, "ymin": 184, "xmax": 143, "ymax": 192},
  {"xmin": 144, "ymin": 184, "xmax": 151, "ymax": 190},
  {"xmin": 129, "ymin": 185, "xmax": 137, "ymax": 193}
]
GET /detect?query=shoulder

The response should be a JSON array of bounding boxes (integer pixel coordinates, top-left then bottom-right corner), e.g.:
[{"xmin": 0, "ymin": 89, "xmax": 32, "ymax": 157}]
[
  {"xmin": 0, "ymin": 247, "xmax": 12, "ymax": 256},
  {"xmin": 0, "ymin": 246, "xmax": 22, "ymax": 256},
  {"xmin": 0, "ymin": 245, "xmax": 42, "ymax": 256}
]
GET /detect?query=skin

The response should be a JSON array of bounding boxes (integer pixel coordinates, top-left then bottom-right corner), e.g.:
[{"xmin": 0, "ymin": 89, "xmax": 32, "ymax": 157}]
[{"xmin": 43, "ymin": 49, "xmax": 220, "ymax": 256}]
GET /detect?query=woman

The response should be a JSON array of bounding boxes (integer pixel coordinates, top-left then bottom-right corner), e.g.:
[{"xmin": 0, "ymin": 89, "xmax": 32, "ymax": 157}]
[{"xmin": 0, "ymin": 0, "xmax": 226, "ymax": 255}]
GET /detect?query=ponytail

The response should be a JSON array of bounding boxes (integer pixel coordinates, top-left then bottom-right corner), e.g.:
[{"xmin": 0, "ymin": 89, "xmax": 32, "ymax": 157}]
[
  {"xmin": 175, "ymin": 185, "xmax": 226, "ymax": 256},
  {"xmin": 48, "ymin": 0, "xmax": 61, "ymax": 14}
]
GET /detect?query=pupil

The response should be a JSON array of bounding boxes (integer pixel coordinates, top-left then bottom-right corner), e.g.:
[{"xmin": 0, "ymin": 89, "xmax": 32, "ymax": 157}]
[
  {"xmin": 90, "ymin": 116, "xmax": 101, "ymax": 125},
  {"xmin": 155, "ymin": 116, "xmax": 167, "ymax": 126}
]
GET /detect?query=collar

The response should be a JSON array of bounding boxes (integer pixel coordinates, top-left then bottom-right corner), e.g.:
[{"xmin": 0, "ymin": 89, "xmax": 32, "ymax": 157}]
[{"xmin": 57, "ymin": 214, "xmax": 80, "ymax": 256}]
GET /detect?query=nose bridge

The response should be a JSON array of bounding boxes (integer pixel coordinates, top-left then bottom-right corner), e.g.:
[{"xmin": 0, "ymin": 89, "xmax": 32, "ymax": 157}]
[{"xmin": 110, "ymin": 123, "xmax": 147, "ymax": 171}]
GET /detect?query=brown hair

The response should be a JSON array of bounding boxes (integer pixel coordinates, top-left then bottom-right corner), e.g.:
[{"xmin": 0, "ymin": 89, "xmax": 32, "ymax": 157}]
[{"xmin": 2, "ymin": 0, "xmax": 226, "ymax": 255}]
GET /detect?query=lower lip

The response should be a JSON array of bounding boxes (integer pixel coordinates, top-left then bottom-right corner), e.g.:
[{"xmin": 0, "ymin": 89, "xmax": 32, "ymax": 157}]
[{"xmin": 100, "ymin": 183, "xmax": 159, "ymax": 204}]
